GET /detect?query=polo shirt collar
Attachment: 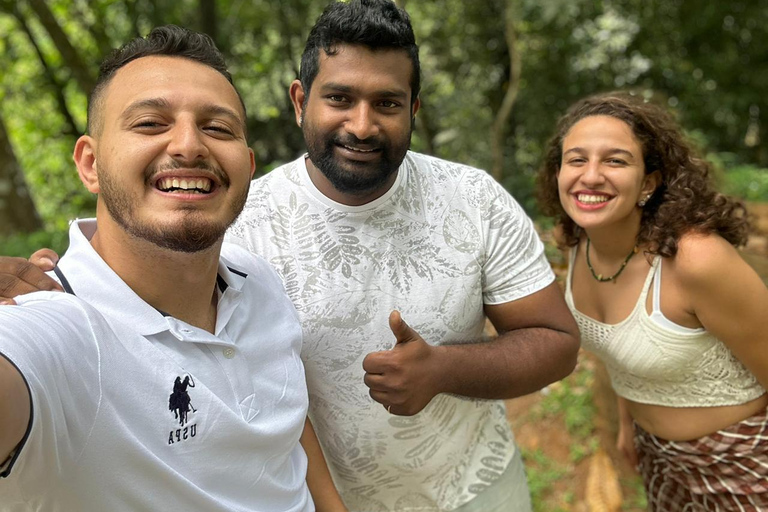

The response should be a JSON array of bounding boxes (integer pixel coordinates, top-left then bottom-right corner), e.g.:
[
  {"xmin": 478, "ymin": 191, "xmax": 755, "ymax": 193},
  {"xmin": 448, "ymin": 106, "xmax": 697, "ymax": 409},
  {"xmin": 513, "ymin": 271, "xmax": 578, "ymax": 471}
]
[{"xmin": 55, "ymin": 219, "xmax": 245, "ymax": 338}]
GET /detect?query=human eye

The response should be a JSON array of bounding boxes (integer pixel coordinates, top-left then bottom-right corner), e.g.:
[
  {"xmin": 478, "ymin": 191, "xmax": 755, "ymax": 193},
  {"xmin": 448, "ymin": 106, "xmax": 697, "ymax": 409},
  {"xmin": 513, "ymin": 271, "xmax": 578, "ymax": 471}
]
[
  {"xmin": 203, "ymin": 122, "xmax": 236, "ymax": 138},
  {"xmin": 566, "ymin": 157, "xmax": 586, "ymax": 166},
  {"xmin": 606, "ymin": 158, "xmax": 628, "ymax": 166},
  {"xmin": 131, "ymin": 117, "xmax": 167, "ymax": 132},
  {"xmin": 378, "ymin": 100, "xmax": 400, "ymax": 109},
  {"xmin": 326, "ymin": 94, "xmax": 349, "ymax": 105}
]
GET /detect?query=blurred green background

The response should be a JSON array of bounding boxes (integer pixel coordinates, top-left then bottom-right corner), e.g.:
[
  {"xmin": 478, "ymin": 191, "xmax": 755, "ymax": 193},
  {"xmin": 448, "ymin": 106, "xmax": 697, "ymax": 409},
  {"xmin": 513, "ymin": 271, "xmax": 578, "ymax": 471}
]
[{"xmin": 1, "ymin": 0, "xmax": 766, "ymax": 256}]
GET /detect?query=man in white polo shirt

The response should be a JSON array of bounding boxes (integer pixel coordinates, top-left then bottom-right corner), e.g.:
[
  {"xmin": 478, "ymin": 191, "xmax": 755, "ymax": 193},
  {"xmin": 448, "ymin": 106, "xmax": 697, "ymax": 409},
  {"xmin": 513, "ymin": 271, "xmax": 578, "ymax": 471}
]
[{"xmin": 0, "ymin": 26, "xmax": 344, "ymax": 511}]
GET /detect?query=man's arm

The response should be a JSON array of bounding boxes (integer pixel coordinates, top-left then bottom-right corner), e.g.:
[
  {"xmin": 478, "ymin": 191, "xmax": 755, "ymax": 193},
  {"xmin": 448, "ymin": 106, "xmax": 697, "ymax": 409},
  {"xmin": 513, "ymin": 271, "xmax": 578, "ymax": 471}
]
[
  {"xmin": 363, "ymin": 281, "xmax": 580, "ymax": 415},
  {"xmin": 0, "ymin": 250, "xmax": 62, "ymax": 303},
  {"xmin": 0, "ymin": 354, "xmax": 31, "ymax": 464},
  {"xmin": 300, "ymin": 418, "xmax": 348, "ymax": 512}
]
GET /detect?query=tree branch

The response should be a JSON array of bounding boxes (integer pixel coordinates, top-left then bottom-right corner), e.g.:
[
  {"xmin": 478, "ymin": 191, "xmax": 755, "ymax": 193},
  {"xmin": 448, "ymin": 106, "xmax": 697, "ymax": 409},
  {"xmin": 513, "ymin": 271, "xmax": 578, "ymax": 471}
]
[
  {"xmin": 490, "ymin": 0, "xmax": 521, "ymax": 181},
  {"xmin": 12, "ymin": 5, "xmax": 81, "ymax": 136},
  {"xmin": 26, "ymin": 0, "xmax": 96, "ymax": 94}
]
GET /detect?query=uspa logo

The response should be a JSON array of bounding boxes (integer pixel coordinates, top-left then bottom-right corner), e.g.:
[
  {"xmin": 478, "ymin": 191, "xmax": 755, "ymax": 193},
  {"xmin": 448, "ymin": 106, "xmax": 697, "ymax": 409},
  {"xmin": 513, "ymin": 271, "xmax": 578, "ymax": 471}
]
[{"xmin": 168, "ymin": 375, "xmax": 198, "ymax": 445}]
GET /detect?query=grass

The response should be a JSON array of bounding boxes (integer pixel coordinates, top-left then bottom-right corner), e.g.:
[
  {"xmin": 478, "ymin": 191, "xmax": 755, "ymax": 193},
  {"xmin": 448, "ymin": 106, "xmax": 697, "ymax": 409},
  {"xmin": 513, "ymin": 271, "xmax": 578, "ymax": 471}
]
[{"xmin": 523, "ymin": 448, "xmax": 570, "ymax": 512}]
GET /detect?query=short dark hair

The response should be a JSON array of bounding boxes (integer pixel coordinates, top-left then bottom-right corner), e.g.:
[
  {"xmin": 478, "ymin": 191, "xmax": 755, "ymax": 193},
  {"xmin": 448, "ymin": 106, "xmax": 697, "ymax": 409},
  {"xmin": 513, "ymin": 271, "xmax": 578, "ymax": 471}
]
[
  {"xmin": 536, "ymin": 92, "xmax": 749, "ymax": 257},
  {"xmin": 87, "ymin": 25, "xmax": 245, "ymax": 134},
  {"xmin": 299, "ymin": 0, "xmax": 420, "ymax": 106}
]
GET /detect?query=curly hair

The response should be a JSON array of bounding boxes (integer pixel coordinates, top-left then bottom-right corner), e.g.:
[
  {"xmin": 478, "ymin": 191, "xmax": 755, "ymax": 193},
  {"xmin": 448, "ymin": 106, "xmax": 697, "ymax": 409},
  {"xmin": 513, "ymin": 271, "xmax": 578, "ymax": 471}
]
[{"xmin": 536, "ymin": 92, "xmax": 749, "ymax": 257}]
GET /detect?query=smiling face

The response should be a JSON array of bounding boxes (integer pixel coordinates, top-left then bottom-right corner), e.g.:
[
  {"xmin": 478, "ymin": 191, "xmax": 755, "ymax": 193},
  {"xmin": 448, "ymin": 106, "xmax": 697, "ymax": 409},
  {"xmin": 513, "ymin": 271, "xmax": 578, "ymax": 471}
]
[
  {"xmin": 290, "ymin": 44, "xmax": 420, "ymax": 205},
  {"xmin": 557, "ymin": 115, "xmax": 658, "ymax": 235},
  {"xmin": 74, "ymin": 55, "xmax": 255, "ymax": 253}
]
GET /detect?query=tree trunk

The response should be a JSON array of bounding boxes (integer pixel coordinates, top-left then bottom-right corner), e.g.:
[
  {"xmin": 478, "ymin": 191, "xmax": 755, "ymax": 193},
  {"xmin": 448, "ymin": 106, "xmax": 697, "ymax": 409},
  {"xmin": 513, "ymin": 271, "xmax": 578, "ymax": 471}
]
[
  {"xmin": 27, "ymin": 0, "xmax": 96, "ymax": 95},
  {"xmin": 0, "ymin": 114, "xmax": 42, "ymax": 235},
  {"xmin": 199, "ymin": 0, "xmax": 219, "ymax": 50},
  {"xmin": 12, "ymin": 6, "xmax": 81, "ymax": 137},
  {"xmin": 490, "ymin": 0, "xmax": 521, "ymax": 182}
]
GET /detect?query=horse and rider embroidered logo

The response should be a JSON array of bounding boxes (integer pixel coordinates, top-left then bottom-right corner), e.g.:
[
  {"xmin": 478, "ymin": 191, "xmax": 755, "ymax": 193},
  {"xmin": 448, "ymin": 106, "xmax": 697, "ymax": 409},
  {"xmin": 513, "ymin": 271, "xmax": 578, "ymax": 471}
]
[{"xmin": 168, "ymin": 375, "xmax": 198, "ymax": 445}]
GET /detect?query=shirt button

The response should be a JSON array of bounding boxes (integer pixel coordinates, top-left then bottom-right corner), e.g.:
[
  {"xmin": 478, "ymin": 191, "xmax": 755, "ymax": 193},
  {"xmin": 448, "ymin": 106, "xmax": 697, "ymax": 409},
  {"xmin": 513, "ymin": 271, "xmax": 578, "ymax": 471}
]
[{"xmin": 223, "ymin": 347, "xmax": 236, "ymax": 359}]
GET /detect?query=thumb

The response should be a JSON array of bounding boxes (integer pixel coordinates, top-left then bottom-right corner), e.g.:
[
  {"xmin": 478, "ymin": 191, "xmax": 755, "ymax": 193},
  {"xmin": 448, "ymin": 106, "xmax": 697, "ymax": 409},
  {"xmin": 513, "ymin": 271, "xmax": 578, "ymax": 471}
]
[
  {"xmin": 30, "ymin": 248, "xmax": 60, "ymax": 271},
  {"xmin": 389, "ymin": 310, "xmax": 418, "ymax": 346}
]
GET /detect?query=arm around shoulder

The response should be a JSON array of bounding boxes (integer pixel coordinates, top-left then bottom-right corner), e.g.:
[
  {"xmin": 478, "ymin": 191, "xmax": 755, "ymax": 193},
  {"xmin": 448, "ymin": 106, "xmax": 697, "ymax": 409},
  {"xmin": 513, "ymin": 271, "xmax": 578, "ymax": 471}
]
[{"xmin": 0, "ymin": 353, "xmax": 31, "ymax": 466}]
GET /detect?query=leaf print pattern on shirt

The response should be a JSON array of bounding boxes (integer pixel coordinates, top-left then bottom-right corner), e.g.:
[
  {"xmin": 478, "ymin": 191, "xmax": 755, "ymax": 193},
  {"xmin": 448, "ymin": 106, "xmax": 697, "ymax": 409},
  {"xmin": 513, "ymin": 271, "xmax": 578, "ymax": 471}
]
[
  {"xmin": 443, "ymin": 209, "xmax": 482, "ymax": 254},
  {"xmin": 224, "ymin": 152, "xmax": 556, "ymax": 511}
]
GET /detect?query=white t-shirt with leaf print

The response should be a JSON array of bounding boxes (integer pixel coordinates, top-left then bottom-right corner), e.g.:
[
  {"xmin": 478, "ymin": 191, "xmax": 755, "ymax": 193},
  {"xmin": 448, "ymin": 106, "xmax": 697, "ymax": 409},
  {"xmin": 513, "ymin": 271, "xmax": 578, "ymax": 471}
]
[{"xmin": 227, "ymin": 151, "xmax": 554, "ymax": 512}]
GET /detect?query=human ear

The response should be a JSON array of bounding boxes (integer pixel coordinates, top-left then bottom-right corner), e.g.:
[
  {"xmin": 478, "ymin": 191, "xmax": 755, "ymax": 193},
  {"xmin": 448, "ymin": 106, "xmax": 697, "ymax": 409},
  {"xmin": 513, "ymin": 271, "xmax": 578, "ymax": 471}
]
[
  {"xmin": 248, "ymin": 148, "xmax": 256, "ymax": 180},
  {"xmin": 411, "ymin": 96, "xmax": 421, "ymax": 119},
  {"xmin": 73, "ymin": 136, "xmax": 100, "ymax": 193},
  {"xmin": 642, "ymin": 170, "xmax": 662, "ymax": 196},
  {"xmin": 289, "ymin": 80, "xmax": 306, "ymax": 128}
]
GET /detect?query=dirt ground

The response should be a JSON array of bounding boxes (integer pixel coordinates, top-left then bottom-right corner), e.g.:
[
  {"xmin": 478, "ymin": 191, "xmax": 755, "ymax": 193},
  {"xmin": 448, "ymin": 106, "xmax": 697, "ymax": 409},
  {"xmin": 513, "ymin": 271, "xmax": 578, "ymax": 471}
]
[{"xmin": 504, "ymin": 202, "xmax": 768, "ymax": 511}]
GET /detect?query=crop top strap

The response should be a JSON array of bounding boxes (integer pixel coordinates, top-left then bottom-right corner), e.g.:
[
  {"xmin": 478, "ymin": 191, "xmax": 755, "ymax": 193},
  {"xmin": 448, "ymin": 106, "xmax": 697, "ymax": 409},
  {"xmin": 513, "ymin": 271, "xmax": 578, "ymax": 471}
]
[
  {"xmin": 565, "ymin": 246, "xmax": 577, "ymax": 298},
  {"xmin": 651, "ymin": 256, "xmax": 663, "ymax": 313}
]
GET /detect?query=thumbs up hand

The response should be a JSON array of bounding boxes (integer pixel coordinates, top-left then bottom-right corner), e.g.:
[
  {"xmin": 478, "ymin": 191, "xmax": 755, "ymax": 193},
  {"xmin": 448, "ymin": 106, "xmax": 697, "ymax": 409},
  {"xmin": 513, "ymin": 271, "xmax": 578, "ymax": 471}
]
[{"xmin": 362, "ymin": 311, "xmax": 442, "ymax": 416}]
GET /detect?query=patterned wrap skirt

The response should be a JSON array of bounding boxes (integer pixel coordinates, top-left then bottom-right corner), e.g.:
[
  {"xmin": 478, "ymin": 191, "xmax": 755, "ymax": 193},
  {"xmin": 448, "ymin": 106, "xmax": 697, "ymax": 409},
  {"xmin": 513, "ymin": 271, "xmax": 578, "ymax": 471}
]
[{"xmin": 635, "ymin": 408, "xmax": 768, "ymax": 511}]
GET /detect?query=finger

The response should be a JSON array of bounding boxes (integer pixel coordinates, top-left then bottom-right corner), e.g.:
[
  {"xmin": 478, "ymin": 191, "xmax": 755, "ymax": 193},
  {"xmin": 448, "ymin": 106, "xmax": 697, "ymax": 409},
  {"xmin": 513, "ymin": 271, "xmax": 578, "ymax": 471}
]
[
  {"xmin": 628, "ymin": 448, "xmax": 639, "ymax": 469},
  {"xmin": 0, "ymin": 299, "xmax": 18, "ymax": 306},
  {"xmin": 388, "ymin": 310, "xmax": 418, "ymax": 346},
  {"xmin": 29, "ymin": 249, "xmax": 60, "ymax": 271},
  {"xmin": 0, "ymin": 258, "xmax": 62, "ymax": 297},
  {"xmin": 368, "ymin": 388, "xmax": 391, "ymax": 405},
  {"xmin": 363, "ymin": 372, "xmax": 392, "ymax": 392},
  {"xmin": 362, "ymin": 350, "xmax": 389, "ymax": 373}
]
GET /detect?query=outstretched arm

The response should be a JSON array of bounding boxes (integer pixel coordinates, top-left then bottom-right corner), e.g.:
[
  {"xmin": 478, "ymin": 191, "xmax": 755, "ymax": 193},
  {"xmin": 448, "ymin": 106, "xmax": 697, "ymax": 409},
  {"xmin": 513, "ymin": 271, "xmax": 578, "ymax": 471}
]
[
  {"xmin": 363, "ymin": 281, "xmax": 580, "ymax": 415},
  {"xmin": 615, "ymin": 396, "xmax": 638, "ymax": 469},
  {"xmin": 300, "ymin": 418, "xmax": 347, "ymax": 512},
  {"xmin": 0, "ymin": 249, "xmax": 62, "ymax": 303},
  {"xmin": 0, "ymin": 354, "xmax": 31, "ymax": 465}
]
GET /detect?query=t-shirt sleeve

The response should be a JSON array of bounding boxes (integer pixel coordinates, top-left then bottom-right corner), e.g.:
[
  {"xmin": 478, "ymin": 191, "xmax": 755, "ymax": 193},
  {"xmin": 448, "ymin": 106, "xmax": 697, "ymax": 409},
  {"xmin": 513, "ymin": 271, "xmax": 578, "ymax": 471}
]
[
  {"xmin": 479, "ymin": 175, "xmax": 555, "ymax": 304},
  {"xmin": 0, "ymin": 294, "xmax": 101, "ymax": 484}
]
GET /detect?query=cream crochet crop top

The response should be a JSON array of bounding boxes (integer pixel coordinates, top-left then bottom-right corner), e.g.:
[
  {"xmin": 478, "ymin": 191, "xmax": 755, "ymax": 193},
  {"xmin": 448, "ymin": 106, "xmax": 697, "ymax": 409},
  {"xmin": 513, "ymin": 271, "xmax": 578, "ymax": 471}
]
[{"xmin": 565, "ymin": 250, "xmax": 765, "ymax": 407}]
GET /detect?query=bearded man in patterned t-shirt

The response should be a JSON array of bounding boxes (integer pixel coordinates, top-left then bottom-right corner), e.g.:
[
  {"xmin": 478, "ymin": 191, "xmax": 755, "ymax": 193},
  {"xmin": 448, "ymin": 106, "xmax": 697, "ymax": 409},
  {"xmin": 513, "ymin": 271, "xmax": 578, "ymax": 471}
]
[{"xmin": 227, "ymin": 1, "xmax": 579, "ymax": 511}]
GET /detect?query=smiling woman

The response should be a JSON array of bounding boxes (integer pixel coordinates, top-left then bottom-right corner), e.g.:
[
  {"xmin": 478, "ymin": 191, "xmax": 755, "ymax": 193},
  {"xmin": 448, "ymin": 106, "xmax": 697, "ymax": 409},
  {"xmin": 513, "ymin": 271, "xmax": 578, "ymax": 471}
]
[{"xmin": 537, "ymin": 92, "xmax": 768, "ymax": 511}]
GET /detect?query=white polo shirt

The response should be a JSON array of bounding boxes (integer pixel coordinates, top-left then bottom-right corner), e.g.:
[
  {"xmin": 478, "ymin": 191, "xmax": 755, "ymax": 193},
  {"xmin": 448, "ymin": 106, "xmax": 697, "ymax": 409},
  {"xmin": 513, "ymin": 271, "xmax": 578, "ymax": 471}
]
[{"xmin": 0, "ymin": 219, "xmax": 312, "ymax": 511}]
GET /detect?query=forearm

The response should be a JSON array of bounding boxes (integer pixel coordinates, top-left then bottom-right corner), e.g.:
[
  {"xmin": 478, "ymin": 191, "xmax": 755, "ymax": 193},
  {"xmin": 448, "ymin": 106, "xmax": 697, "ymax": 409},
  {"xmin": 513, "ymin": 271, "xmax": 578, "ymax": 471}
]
[
  {"xmin": 616, "ymin": 396, "xmax": 633, "ymax": 425},
  {"xmin": 0, "ymin": 354, "xmax": 31, "ymax": 463},
  {"xmin": 300, "ymin": 418, "xmax": 347, "ymax": 512},
  {"xmin": 431, "ymin": 326, "xmax": 579, "ymax": 400}
]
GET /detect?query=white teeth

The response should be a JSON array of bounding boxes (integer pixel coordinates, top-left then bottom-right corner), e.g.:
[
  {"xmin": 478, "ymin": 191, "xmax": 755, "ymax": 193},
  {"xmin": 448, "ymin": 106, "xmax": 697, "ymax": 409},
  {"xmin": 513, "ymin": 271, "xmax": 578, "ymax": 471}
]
[
  {"xmin": 577, "ymin": 194, "xmax": 611, "ymax": 204},
  {"xmin": 157, "ymin": 177, "xmax": 213, "ymax": 193},
  {"xmin": 344, "ymin": 145, "xmax": 375, "ymax": 153}
]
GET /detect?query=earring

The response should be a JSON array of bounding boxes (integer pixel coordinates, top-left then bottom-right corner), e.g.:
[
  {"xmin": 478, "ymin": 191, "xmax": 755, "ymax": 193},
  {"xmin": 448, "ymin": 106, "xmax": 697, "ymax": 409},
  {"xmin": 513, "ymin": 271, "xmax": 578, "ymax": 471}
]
[{"xmin": 638, "ymin": 194, "xmax": 651, "ymax": 207}]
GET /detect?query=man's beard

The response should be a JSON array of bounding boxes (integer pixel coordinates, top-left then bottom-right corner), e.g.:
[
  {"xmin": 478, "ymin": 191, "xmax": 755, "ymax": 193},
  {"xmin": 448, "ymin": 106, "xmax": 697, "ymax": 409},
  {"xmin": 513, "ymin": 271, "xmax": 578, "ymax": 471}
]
[
  {"xmin": 98, "ymin": 160, "xmax": 248, "ymax": 253},
  {"xmin": 302, "ymin": 116, "xmax": 412, "ymax": 196}
]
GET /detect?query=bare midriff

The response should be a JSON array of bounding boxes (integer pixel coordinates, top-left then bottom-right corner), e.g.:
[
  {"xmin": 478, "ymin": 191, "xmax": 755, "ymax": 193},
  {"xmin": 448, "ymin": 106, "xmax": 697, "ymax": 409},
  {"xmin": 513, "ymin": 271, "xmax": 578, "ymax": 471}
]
[{"xmin": 627, "ymin": 392, "xmax": 768, "ymax": 441}]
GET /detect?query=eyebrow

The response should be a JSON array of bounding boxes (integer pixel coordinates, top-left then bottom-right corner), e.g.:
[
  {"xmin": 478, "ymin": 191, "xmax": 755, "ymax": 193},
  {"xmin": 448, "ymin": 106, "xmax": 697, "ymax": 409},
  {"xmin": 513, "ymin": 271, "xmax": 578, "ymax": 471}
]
[
  {"xmin": 319, "ymin": 82, "xmax": 409, "ymax": 100},
  {"xmin": 563, "ymin": 147, "xmax": 636, "ymax": 158},
  {"xmin": 120, "ymin": 98, "xmax": 244, "ymax": 126}
]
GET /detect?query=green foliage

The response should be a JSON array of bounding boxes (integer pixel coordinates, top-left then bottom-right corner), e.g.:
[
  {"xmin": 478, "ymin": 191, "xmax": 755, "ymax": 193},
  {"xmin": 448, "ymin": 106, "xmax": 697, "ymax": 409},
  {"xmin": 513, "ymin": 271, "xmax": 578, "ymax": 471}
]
[
  {"xmin": 521, "ymin": 448, "xmax": 570, "ymax": 512},
  {"xmin": 621, "ymin": 476, "xmax": 648, "ymax": 510},
  {"xmin": 538, "ymin": 363, "xmax": 597, "ymax": 441},
  {"xmin": 721, "ymin": 165, "xmax": 768, "ymax": 202},
  {"xmin": 0, "ymin": 227, "xmax": 69, "ymax": 258},
  {"xmin": 1, "ymin": 0, "xmax": 766, "ymax": 245}
]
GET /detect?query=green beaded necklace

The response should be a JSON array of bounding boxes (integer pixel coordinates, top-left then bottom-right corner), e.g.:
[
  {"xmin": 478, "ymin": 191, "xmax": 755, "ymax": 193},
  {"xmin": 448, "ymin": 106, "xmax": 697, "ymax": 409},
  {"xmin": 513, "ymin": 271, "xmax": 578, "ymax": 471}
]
[{"xmin": 585, "ymin": 237, "xmax": 638, "ymax": 282}]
